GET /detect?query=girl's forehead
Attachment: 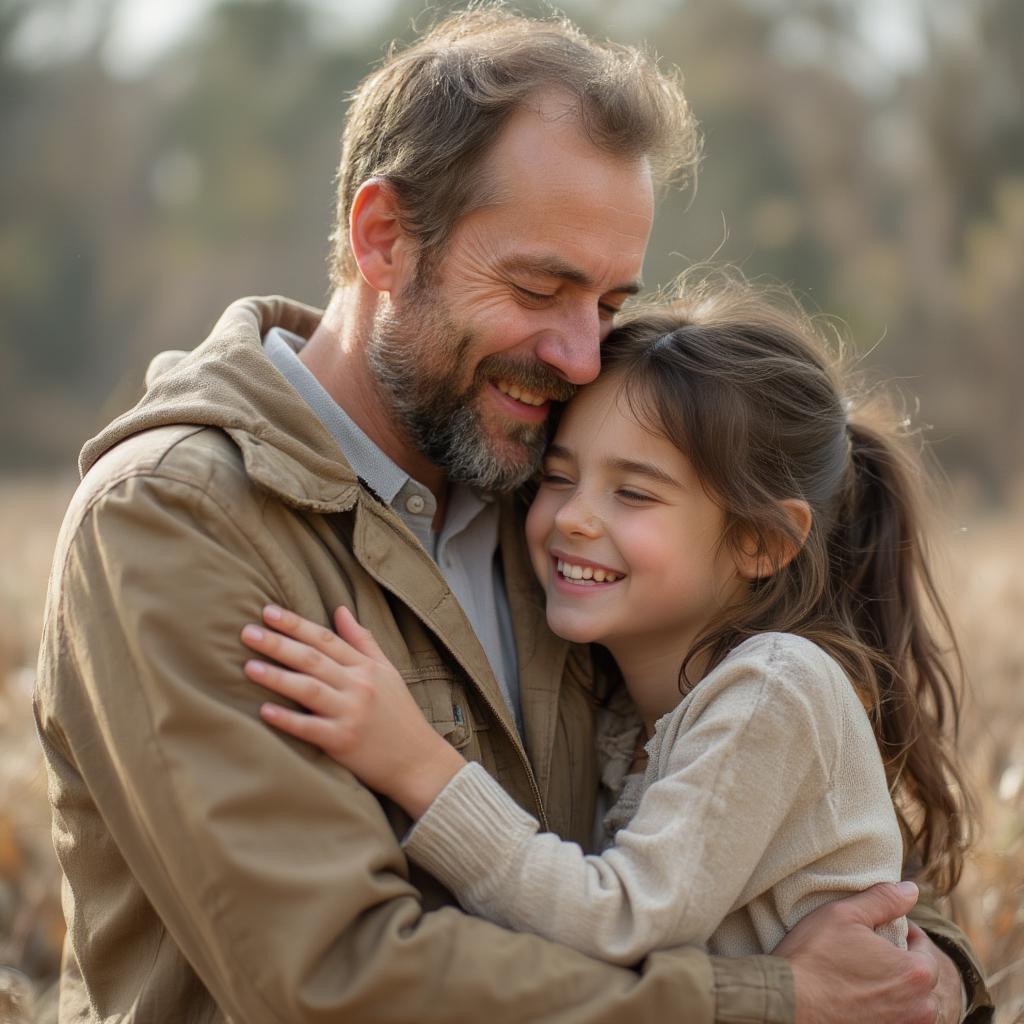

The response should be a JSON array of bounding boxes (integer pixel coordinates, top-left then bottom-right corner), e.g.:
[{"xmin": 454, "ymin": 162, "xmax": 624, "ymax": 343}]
[
  {"xmin": 557, "ymin": 371, "xmax": 658, "ymax": 439},
  {"xmin": 554, "ymin": 375, "xmax": 632, "ymax": 439},
  {"xmin": 552, "ymin": 373, "xmax": 682, "ymax": 464}
]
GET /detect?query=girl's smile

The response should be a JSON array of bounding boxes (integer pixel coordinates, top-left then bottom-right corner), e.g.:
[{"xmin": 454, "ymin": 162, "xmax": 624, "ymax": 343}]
[{"xmin": 550, "ymin": 550, "xmax": 626, "ymax": 587}]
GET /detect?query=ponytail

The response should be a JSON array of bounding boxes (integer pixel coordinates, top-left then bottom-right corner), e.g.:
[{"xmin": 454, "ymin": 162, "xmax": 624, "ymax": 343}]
[{"xmin": 827, "ymin": 416, "xmax": 972, "ymax": 893}]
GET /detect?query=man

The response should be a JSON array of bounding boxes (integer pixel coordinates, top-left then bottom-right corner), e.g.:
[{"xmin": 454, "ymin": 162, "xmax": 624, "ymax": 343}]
[{"xmin": 35, "ymin": 8, "xmax": 989, "ymax": 1023}]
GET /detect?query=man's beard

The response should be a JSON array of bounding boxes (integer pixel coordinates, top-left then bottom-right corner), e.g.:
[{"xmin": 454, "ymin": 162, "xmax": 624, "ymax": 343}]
[{"xmin": 367, "ymin": 284, "xmax": 575, "ymax": 492}]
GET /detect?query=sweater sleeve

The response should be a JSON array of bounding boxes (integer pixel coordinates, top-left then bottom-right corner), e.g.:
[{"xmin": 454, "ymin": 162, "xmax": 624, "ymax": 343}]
[{"xmin": 403, "ymin": 647, "xmax": 844, "ymax": 965}]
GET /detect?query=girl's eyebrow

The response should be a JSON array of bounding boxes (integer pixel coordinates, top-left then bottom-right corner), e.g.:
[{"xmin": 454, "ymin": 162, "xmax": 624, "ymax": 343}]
[
  {"xmin": 544, "ymin": 443, "xmax": 575, "ymax": 462},
  {"xmin": 546, "ymin": 444, "xmax": 682, "ymax": 489},
  {"xmin": 607, "ymin": 457, "xmax": 682, "ymax": 489}
]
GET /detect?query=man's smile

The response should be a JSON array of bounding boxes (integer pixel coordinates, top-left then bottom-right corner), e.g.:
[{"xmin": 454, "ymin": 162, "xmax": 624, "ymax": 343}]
[
  {"xmin": 494, "ymin": 379, "xmax": 548, "ymax": 406},
  {"xmin": 487, "ymin": 381, "xmax": 553, "ymax": 423}
]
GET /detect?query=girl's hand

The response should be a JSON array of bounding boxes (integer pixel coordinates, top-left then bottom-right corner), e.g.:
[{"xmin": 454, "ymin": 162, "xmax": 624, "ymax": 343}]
[{"xmin": 240, "ymin": 605, "xmax": 465, "ymax": 818}]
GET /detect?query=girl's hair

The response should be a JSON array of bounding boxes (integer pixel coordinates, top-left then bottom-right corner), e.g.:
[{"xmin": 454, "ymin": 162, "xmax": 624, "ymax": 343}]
[{"xmin": 599, "ymin": 274, "xmax": 972, "ymax": 894}]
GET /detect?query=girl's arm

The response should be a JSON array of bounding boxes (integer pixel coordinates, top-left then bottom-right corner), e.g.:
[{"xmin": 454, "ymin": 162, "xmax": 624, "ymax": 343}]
[{"xmin": 402, "ymin": 645, "xmax": 904, "ymax": 963}]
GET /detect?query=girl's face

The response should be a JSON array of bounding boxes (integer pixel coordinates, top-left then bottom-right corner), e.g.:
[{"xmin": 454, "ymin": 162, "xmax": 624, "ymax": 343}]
[{"xmin": 526, "ymin": 373, "xmax": 748, "ymax": 677}]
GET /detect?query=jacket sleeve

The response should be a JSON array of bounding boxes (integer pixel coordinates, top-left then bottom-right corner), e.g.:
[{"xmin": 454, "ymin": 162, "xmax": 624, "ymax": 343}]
[{"xmin": 37, "ymin": 471, "xmax": 793, "ymax": 1024}]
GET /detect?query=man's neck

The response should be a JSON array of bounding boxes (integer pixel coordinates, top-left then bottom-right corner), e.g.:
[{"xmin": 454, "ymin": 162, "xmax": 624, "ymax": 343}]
[{"xmin": 299, "ymin": 286, "xmax": 449, "ymax": 516}]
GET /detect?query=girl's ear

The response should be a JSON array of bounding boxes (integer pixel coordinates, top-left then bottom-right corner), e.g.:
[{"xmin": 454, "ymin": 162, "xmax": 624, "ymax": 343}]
[
  {"xmin": 349, "ymin": 178, "xmax": 415, "ymax": 295},
  {"xmin": 735, "ymin": 499, "xmax": 813, "ymax": 580}
]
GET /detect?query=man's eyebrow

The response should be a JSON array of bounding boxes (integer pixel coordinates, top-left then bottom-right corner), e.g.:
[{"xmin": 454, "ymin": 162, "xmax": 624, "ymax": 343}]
[{"xmin": 500, "ymin": 254, "xmax": 642, "ymax": 296}]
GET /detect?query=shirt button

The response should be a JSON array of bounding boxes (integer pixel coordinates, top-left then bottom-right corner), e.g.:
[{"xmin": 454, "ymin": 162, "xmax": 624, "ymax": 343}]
[{"xmin": 405, "ymin": 493, "xmax": 426, "ymax": 515}]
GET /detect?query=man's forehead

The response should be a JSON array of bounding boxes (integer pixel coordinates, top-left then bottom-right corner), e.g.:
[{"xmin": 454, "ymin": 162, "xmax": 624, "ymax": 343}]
[{"xmin": 483, "ymin": 93, "xmax": 653, "ymax": 204}]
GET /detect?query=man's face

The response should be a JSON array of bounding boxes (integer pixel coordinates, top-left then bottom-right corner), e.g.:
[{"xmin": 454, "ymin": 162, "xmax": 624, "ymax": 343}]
[{"xmin": 368, "ymin": 94, "xmax": 655, "ymax": 491}]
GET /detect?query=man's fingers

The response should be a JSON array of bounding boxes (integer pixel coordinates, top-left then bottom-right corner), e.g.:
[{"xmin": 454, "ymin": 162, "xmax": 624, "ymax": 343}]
[
  {"xmin": 838, "ymin": 880, "xmax": 920, "ymax": 929},
  {"xmin": 334, "ymin": 605, "xmax": 389, "ymax": 665},
  {"xmin": 907, "ymin": 925, "xmax": 962, "ymax": 1024},
  {"xmin": 906, "ymin": 922, "xmax": 929, "ymax": 951}
]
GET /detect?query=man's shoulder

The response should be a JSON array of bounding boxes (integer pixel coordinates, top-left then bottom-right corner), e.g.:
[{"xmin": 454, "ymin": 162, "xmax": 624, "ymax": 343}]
[
  {"xmin": 68, "ymin": 424, "xmax": 261, "ymax": 543},
  {"xmin": 88, "ymin": 421, "xmax": 250, "ymax": 492}
]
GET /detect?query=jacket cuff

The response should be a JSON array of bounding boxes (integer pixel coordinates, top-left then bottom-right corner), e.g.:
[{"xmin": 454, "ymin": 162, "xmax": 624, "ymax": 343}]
[
  {"xmin": 711, "ymin": 955, "xmax": 795, "ymax": 1024},
  {"xmin": 909, "ymin": 902, "xmax": 994, "ymax": 1022},
  {"xmin": 925, "ymin": 928, "xmax": 992, "ymax": 1023},
  {"xmin": 402, "ymin": 761, "xmax": 538, "ymax": 900}
]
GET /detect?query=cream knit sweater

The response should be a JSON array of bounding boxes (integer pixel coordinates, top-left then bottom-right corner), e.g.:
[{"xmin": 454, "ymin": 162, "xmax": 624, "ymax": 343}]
[{"xmin": 403, "ymin": 632, "xmax": 908, "ymax": 962}]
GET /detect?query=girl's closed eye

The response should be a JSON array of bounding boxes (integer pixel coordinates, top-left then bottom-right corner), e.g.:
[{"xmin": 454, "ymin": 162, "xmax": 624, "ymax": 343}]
[
  {"xmin": 616, "ymin": 488, "xmax": 657, "ymax": 504},
  {"xmin": 540, "ymin": 470, "xmax": 574, "ymax": 487}
]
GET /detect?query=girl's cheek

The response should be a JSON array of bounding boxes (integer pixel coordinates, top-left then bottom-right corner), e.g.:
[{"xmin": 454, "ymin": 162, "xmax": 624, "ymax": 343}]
[{"xmin": 525, "ymin": 495, "xmax": 554, "ymax": 586}]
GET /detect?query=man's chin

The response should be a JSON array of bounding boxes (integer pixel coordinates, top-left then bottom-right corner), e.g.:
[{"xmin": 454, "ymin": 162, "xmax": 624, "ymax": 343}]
[
  {"xmin": 444, "ymin": 432, "xmax": 543, "ymax": 492},
  {"xmin": 488, "ymin": 426, "xmax": 548, "ymax": 487}
]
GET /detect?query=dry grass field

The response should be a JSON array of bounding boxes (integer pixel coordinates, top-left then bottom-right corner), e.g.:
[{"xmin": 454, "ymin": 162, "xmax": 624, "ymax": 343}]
[{"xmin": 1, "ymin": 475, "xmax": 1021, "ymax": 1022}]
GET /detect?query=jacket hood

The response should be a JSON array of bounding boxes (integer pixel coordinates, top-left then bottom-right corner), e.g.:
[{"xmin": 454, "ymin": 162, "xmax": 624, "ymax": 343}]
[{"xmin": 80, "ymin": 296, "xmax": 361, "ymax": 511}]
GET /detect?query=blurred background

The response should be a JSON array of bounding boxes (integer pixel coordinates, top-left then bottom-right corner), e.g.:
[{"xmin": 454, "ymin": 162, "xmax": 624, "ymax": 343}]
[{"xmin": 0, "ymin": 0, "xmax": 1021, "ymax": 1019}]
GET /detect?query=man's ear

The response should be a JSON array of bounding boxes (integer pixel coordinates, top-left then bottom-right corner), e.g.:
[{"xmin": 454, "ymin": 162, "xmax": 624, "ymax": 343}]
[
  {"xmin": 349, "ymin": 178, "xmax": 414, "ymax": 294},
  {"xmin": 735, "ymin": 499, "xmax": 813, "ymax": 581}
]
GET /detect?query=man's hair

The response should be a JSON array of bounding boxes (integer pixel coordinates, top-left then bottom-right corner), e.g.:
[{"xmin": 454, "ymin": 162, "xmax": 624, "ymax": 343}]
[{"xmin": 329, "ymin": 5, "xmax": 700, "ymax": 285}]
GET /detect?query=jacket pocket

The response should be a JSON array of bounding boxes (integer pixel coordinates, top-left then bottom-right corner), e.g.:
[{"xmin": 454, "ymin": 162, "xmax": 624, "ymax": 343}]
[{"xmin": 403, "ymin": 662, "xmax": 473, "ymax": 751}]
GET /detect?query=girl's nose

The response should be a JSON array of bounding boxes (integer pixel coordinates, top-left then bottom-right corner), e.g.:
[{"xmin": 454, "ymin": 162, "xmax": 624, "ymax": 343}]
[{"xmin": 554, "ymin": 494, "xmax": 602, "ymax": 537}]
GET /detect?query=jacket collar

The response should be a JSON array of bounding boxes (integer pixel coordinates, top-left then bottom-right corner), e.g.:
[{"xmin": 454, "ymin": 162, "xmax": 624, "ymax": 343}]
[{"xmin": 80, "ymin": 296, "xmax": 361, "ymax": 512}]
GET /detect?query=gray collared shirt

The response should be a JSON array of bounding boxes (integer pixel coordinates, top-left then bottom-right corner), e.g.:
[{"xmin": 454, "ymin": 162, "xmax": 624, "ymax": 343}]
[{"xmin": 265, "ymin": 327, "xmax": 523, "ymax": 733}]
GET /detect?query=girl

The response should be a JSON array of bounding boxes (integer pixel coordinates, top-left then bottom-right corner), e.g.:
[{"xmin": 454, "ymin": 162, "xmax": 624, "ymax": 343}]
[{"xmin": 239, "ymin": 279, "xmax": 969, "ymax": 959}]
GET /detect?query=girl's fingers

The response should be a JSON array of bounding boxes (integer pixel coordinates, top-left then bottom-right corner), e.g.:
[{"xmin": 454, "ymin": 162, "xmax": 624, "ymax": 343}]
[
  {"xmin": 334, "ymin": 605, "xmax": 389, "ymax": 666},
  {"xmin": 261, "ymin": 605, "xmax": 364, "ymax": 667},
  {"xmin": 259, "ymin": 701, "xmax": 340, "ymax": 750},
  {"xmin": 244, "ymin": 659, "xmax": 339, "ymax": 716},
  {"xmin": 240, "ymin": 623, "xmax": 352, "ymax": 684}
]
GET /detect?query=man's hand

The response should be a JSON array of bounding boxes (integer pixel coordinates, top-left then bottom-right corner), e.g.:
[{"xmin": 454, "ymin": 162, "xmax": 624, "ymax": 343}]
[
  {"xmin": 907, "ymin": 921, "xmax": 967, "ymax": 1024},
  {"xmin": 777, "ymin": 881, "xmax": 962, "ymax": 1024}
]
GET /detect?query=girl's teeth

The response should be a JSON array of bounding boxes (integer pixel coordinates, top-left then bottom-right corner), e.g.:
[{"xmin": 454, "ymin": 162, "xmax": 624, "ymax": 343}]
[{"xmin": 556, "ymin": 560, "xmax": 620, "ymax": 583}]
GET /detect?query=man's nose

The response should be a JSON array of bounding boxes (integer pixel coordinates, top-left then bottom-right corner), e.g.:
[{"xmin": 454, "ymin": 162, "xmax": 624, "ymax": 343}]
[{"xmin": 534, "ymin": 305, "xmax": 603, "ymax": 385}]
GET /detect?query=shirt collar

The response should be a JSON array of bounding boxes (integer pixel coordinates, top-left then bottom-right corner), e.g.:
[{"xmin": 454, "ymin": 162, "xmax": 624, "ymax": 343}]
[{"xmin": 264, "ymin": 326, "xmax": 411, "ymax": 505}]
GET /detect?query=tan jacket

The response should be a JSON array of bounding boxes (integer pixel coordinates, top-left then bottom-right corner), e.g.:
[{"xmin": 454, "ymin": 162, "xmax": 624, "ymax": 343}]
[{"xmin": 34, "ymin": 296, "xmax": 989, "ymax": 1023}]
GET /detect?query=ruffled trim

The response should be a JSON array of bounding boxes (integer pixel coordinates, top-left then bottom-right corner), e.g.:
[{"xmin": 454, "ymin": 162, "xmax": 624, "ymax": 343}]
[{"xmin": 593, "ymin": 684, "xmax": 644, "ymax": 797}]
